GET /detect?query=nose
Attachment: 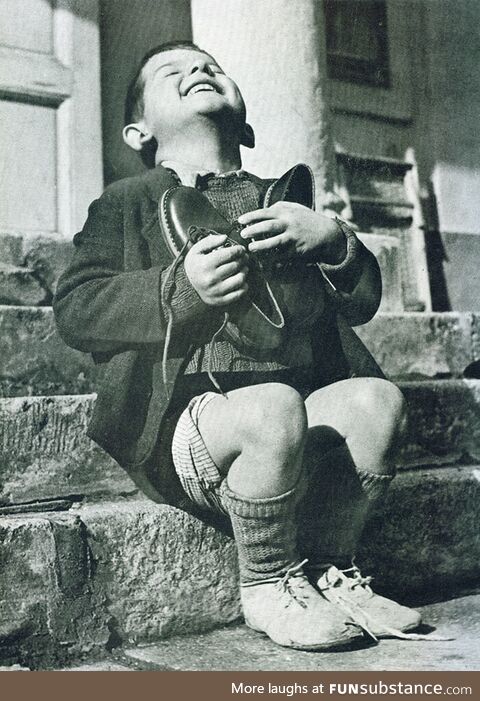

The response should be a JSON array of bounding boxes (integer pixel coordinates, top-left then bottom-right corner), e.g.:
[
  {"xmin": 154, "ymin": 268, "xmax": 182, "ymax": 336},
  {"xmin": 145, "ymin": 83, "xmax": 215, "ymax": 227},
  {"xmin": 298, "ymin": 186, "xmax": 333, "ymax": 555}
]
[{"xmin": 189, "ymin": 58, "xmax": 213, "ymax": 76}]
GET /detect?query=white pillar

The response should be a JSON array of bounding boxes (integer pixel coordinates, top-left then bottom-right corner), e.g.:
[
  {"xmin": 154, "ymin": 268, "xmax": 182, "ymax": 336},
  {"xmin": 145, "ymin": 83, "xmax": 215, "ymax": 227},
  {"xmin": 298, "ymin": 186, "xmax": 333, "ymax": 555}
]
[{"xmin": 191, "ymin": 0, "xmax": 338, "ymax": 208}]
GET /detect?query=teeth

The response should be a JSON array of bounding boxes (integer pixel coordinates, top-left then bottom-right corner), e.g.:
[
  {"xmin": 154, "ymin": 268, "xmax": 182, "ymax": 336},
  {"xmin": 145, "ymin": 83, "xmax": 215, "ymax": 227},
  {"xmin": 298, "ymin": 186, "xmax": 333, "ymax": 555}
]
[{"xmin": 189, "ymin": 84, "xmax": 216, "ymax": 95}]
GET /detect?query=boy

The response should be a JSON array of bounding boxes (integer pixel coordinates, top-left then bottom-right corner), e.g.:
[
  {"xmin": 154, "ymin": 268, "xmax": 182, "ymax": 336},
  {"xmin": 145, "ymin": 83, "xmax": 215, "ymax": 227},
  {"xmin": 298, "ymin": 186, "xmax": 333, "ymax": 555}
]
[{"xmin": 53, "ymin": 41, "xmax": 421, "ymax": 651}]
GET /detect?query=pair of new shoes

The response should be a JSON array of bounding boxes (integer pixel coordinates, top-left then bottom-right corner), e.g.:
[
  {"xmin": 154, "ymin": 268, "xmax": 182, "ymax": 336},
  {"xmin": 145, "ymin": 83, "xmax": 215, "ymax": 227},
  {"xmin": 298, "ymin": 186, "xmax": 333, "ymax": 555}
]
[{"xmin": 241, "ymin": 562, "xmax": 422, "ymax": 651}]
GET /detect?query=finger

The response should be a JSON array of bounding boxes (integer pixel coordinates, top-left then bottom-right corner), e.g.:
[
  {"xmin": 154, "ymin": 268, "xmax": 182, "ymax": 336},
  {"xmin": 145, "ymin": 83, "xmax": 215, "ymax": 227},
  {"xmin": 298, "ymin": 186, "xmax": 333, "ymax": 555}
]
[
  {"xmin": 194, "ymin": 233, "xmax": 228, "ymax": 253},
  {"xmin": 237, "ymin": 208, "xmax": 278, "ymax": 225},
  {"xmin": 241, "ymin": 219, "xmax": 285, "ymax": 240},
  {"xmin": 209, "ymin": 287, "xmax": 248, "ymax": 307},
  {"xmin": 216, "ymin": 271, "xmax": 248, "ymax": 295},
  {"xmin": 220, "ymin": 287, "xmax": 248, "ymax": 305},
  {"xmin": 214, "ymin": 262, "xmax": 249, "ymax": 282},
  {"xmin": 209, "ymin": 244, "xmax": 247, "ymax": 266},
  {"xmin": 248, "ymin": 233, "xmax": 288, "ymax": 253}
]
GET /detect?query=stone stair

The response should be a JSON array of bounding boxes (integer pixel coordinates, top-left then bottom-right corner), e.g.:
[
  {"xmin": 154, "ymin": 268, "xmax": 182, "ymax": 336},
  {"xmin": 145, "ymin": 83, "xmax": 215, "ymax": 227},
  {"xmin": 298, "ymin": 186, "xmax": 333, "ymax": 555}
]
[
  {"xmin": 1, "ymin": 307, "xmax": 479, "ymax": 398},
  {"xmin": 64, "ymin": 592, "xmax": 480, "ymax": 671},
  {"xmin": 1, "ymin": 377, "xmax": 480, "ymax": 507},
  {"xmin": 1, "ymin": 296, "xmax": 480, "ymax": 667},
  {"xmin": 337, "ymin": 150, "xmax": 431, "ymax": 313}
]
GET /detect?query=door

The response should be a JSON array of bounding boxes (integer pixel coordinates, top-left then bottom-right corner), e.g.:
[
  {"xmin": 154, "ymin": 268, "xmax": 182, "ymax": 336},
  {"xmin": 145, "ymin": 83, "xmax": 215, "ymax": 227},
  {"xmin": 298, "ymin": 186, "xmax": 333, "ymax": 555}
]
[{"xmin": 0, "ymin": 0, "xmax": 103, "ymax": 246}]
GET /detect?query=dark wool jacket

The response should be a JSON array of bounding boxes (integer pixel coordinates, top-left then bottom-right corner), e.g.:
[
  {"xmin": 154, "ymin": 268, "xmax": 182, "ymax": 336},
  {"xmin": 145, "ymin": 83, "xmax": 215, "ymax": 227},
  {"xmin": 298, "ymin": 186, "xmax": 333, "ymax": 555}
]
[{"xmin": 53, "ymin": 165, "xmax": 384, "ymax": 514}]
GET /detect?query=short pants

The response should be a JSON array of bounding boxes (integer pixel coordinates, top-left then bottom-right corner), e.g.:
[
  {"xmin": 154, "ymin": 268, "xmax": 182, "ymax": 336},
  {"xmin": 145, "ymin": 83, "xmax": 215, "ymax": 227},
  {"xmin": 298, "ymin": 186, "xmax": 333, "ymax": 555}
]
[{"xmin": 171, "ymin": 392, "xmax": 228, "ymax": 515}]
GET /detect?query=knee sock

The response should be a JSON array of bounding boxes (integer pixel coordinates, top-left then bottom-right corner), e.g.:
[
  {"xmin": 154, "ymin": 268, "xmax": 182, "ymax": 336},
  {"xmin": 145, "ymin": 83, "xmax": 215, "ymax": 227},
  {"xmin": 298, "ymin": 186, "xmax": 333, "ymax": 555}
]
[
  {"xmin": 219, "ymin": 480, "xmax": 301, "ymax": 583},
  {"xmin": 297, "ymin": 445, "xmax": 394, "ymax": 569},
  {"xmin": 356, "ymin": 468, "xmax": 394, "ymax": 503}
]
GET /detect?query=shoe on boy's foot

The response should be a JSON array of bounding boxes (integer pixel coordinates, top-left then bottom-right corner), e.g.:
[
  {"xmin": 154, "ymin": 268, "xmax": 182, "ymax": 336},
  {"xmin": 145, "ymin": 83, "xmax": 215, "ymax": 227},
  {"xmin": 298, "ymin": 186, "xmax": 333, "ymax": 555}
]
[
  {"xmin": 316, "ymin": 564, "xmax": 422, "ymax": 640},
  {"xmin": 240, "ymin": 562, "xmax": 363, "ymax": 651}
]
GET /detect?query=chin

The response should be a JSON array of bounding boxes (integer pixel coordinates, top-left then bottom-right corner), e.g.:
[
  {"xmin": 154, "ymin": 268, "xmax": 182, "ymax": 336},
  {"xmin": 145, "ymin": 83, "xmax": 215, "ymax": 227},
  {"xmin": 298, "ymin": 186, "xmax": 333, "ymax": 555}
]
[
  {"xmin": 197, "ymin": 101, "xmax": 241, "ymax": 121},
  {"xmin": 190, "ymin": 93, "xmax": 227, "ymax": 110}
]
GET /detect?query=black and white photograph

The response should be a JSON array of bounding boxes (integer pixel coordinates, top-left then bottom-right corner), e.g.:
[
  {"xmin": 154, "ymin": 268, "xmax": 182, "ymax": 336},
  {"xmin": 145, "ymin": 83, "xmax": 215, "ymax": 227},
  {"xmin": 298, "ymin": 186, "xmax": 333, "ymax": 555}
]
[{"xmin": 0, "ymin": 0, "xmax": 479, "ymax": 679}]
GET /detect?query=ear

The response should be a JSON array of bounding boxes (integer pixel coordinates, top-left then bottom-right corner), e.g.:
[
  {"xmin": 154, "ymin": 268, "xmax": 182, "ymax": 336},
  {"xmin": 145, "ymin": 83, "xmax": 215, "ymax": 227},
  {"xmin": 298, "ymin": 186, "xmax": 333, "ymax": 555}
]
[
  {"xmin": 240, "ymin": 122, "xmax": 255, "ymax": 149},
  {"xmin": 122, "ymin": 122, "xmax": 154, "ymax": 152}
]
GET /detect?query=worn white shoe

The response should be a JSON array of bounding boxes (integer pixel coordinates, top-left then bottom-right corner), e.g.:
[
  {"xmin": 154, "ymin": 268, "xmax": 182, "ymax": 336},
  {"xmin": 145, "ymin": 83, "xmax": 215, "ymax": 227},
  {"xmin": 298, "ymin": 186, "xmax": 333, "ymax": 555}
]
[
  {"xmin": 241, "ymin": 561, "xmax": 363, "ymax": 650},
  {"xmin": 316, "ymin": 564, "xmax": 424, "ymax": 640}
]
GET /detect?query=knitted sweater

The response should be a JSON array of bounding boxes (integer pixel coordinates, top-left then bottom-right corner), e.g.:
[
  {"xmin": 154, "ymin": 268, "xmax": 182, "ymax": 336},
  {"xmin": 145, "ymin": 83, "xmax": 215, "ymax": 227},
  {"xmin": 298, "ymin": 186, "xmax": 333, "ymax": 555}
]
[{"xmin": 184, "ymin": 172, "xmax": 314, "ymax": 379}]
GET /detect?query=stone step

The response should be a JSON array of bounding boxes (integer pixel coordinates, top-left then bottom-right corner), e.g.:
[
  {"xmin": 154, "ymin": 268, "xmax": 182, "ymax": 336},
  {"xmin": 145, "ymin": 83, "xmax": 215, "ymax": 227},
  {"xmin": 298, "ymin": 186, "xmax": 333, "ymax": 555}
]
[
  {"xmin": 1, "ymin": 380, "xmax": 479, "ymax": 507},
  {"xmin": 0, "ymin": 306, "xmax": 98, "ymax": 397},
  {"xmin": 0, "ymin": 264, "xmax": 48, "ymax": 306},
  {"xmin": 1, "ymin": 465, "xmax": 479, "ymax": 666},
  {"xmin": 119, "ymin": 592, "xmax": 480, "ymax": 671},
  {"xmin": 359, "ymin": 233, "xmax": 403, "ymax": 313},
  {"xmin": 1, "ymin": 306, "xmax": 479, "ymax": 397},
  {"xmin": 0, "ymin": 229, "xmax": 405, "ymax": 311},
  {"xmin": 0, "ymin": 394, "xmax": 135, "ymax": 505},
  {"xmin": 358, "ymin": 311, "xmax": 480, "ymax": 380},
  {"xmin": 0, "ymin": 231, "xmax": 72, "ymax": 298},
  {"xmin": 16, "ymin": 592, "xmax": 480, "ymax": 669}
]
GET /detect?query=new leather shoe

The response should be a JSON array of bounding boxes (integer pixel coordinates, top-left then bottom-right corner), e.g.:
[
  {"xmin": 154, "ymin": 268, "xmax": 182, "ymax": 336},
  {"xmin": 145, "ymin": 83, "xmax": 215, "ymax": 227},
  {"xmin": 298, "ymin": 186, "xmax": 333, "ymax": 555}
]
[{"xmin": 159, "ymin": 185, "xmax": 285, "ymax": 352}]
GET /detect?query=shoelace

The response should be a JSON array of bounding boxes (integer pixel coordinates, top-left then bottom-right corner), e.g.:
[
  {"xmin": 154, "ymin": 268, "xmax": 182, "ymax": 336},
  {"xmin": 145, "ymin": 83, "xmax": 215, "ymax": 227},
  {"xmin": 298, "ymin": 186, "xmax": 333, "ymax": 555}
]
[
  {"xmin": 342, "ymin": 563, "xmax": 374, "ymax": 592},
  {"xmin": 161, "ymin": 237, "xmax": 191, "ymax": 398},
  {"xmin": 319, "ymin": 562, "xmax": 454, "ymax": 642},
  {"xmin": 242, "ymin": 560, "xmax": 311, "ymax": 609}
]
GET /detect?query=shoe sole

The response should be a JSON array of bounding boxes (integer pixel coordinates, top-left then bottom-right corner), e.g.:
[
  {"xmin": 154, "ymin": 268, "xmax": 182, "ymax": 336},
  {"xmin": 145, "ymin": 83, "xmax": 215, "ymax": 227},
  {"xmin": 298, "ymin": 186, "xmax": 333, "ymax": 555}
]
[{"xmin": 244, "ymin": 619, "xmax": 364, "ymax": 652}]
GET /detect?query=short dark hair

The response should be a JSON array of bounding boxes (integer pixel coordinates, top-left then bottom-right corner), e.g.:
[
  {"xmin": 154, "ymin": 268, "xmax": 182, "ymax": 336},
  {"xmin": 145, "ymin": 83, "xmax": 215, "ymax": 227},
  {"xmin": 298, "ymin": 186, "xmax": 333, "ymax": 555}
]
[{"xmin": 124, "ymin": 40, "xmax": 207, "ymax": 167}]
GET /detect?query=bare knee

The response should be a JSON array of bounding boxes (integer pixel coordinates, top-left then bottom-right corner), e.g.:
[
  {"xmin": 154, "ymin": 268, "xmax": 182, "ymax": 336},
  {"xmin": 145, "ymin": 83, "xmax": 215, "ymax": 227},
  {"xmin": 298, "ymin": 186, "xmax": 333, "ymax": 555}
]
[
  {"xmin": 347, "ymin": 378, "xmax": 407, "ymax": 468},
  {"xmin": 238, "ymin": 383, "xmax": 308, "ymax": 460},
  {"xmin": 349, "ymin": 377, "xmax": 405, "ymax": 425}
]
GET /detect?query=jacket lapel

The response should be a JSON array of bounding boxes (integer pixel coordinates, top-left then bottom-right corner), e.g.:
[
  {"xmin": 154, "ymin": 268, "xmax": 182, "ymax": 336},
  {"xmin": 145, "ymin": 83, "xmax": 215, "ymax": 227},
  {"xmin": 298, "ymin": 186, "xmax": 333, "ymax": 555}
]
[{"xmin": 143, "ymin": 164, "xmax": 179, "ymax": 202}]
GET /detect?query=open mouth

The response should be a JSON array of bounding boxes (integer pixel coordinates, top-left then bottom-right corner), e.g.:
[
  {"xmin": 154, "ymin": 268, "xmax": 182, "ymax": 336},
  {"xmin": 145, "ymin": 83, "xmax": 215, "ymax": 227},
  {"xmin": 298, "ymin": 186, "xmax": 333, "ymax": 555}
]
[{"xmin": 186, "ymin": 82, "xmax": 220, "ymax": 96}]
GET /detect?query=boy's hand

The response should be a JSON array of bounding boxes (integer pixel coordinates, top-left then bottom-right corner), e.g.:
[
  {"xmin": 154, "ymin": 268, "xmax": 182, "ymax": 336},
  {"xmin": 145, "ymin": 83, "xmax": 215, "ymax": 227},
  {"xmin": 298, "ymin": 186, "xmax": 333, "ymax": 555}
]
[
  {"xmin": 238, "ymin": 202, "xmax": 347, "ymax": 264},
  {"xmin": 184, "ymin": 234, "xmax": 249, "ymax": 307}
]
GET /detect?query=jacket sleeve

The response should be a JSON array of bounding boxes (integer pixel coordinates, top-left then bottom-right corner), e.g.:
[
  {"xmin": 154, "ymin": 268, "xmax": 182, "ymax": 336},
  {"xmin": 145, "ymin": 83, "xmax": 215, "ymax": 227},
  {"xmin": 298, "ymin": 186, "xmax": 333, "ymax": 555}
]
[
  {"xmin": 53, "ymin": 185, "xmax": 212, "ymax": 354},
  {"xmin": 318, "ymin": 224, "xmax": 382, "ymax": 326}
]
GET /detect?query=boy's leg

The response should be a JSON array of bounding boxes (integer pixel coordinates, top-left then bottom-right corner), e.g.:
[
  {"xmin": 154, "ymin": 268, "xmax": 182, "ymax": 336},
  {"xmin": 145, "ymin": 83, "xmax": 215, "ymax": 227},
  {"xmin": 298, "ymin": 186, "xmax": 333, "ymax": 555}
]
[
  {"xmin": 195, "ymin": 382, "xmax": 362, "ymax": 650},
  {"xmin": 302, "ymin": 377, "xmax": 421, "ymax": 637},
  {"xmin": 302, "ymin": 376, "xmax": 406, "ymax": 563}
]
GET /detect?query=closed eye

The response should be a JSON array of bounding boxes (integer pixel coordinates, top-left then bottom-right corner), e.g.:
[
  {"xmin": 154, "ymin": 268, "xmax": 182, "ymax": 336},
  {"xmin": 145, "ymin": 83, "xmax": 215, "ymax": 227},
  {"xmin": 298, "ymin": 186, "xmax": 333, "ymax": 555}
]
[{"xmin": 152, "ymin": 65, "xmax": 180, "ymax": 79}]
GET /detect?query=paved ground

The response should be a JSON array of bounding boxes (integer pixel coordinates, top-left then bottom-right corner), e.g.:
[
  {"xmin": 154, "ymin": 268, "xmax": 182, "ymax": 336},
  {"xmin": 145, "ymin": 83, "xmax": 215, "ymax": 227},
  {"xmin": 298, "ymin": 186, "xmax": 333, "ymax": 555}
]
[{"xmin": 58, "ymin": 591, "xmax": 480, "ymax": 672}]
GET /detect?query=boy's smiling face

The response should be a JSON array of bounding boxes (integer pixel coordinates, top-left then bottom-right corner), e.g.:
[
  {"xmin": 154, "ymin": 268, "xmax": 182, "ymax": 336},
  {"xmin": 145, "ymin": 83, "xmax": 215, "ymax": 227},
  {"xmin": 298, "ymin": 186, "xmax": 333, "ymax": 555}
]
[{"xmin": 140, "ymin": 48, "xmax": 247, "ymax": 143}]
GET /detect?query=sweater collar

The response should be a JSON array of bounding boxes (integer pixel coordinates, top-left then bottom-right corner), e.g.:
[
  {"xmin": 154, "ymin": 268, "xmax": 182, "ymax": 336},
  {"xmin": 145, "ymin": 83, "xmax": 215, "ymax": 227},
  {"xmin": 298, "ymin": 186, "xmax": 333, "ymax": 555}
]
[
  {"xmin": 141, "ymin": 162, "xmax": 270, "ymax": 205},
  {"xmin": 160, "ymin": 159, "xmax": 246, "ymax": 188}
]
